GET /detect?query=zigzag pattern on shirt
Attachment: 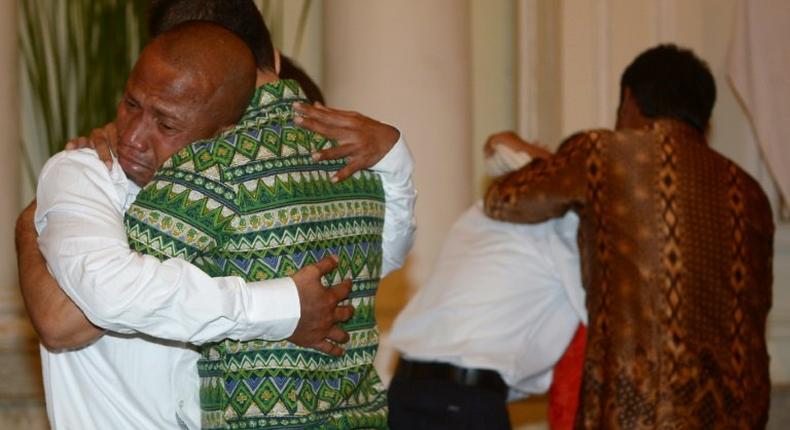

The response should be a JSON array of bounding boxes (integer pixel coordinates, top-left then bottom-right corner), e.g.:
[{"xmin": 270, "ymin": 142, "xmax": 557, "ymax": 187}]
[
  {"xmin": 124, "ymin": 80, "xmax": 387, "ymax": 430},
  {"xmin": 213, "ymin": 246, "xmax": 383, "ymax": 285},
  {"xmin": 147, "ymin": 168, "xmax": 384, "ymax": 216},
  {"xmin": 231, "ymin": 200, "xmax": 384, "ymax": 233},
  {"xmin": 199, "ymin": 338, "xmax": 385, "ymax": 428},
  {"xmin": 128, "ymin": 216, "xmax": 385, "ymax": 284},
  {"xmin": 222, "ymin": 219, "xmax": 384, "ymax": 251}
]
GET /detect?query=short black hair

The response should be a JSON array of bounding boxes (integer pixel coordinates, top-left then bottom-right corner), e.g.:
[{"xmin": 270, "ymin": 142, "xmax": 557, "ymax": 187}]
[
  {"xmin": 620, "ymin": 44, "xmax": 716, "ymax": 132},
  {"xmin": 279, "ymin": 55, "xmax": 324, "ymax": 104},
  {"xmin": 147, "ymin": 0, "xmax": 275, "ymax": 72}
]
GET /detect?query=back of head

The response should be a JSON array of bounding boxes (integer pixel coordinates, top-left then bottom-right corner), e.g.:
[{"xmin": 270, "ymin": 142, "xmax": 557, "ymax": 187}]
[
  {"xmin": 279, "ymin": 55, "xmax": 325, "ymax": 104},
  {"xmin": 143, "ymin": 21, "xmax": 257, "ymax": 125},
  {"xmin": 147, "ymin": 0, "xmax": 275, "ymax": 72},
  {"xmin": 620, "ymin": 44, "xmax": 716, "ymax": 132}
]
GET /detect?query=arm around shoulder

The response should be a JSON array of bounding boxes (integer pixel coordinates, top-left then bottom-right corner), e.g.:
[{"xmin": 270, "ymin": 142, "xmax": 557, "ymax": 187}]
[{"xmin": 484, "ymin": 132, "xmax": 594, "ymax": 223}]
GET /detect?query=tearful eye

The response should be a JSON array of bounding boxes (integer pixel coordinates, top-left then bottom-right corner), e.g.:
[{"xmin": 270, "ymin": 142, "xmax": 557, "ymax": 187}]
[
  {"xmin": 124, "ymin": 96, "xmax": 139, "ymax": 109},
  {"xmin": 157, "ymin": 119, "xmax": 177, "ymax": 133}
]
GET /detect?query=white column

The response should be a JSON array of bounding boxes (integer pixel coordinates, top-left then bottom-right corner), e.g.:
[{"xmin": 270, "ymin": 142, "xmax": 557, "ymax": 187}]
[
  {"xmin": 0, "ymin": 1, "xmax": 45, "ymax": 421},
  {"xmin": 0, "ymin": 0, "xmax": 21, "ymax": 314},
  {"xmin": 322, "ymin": 0, "xmax": 473, "ymax": 289}
]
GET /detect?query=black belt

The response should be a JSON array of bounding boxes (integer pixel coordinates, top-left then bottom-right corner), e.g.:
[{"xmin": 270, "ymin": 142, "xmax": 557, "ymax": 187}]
[{"xmin": 395, "ymin": 358, "xmax": 508, "ymax": 396}]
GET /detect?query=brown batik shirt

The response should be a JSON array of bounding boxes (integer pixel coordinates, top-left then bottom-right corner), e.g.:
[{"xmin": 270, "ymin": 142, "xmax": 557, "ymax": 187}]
[{"xmin": 485, "ymin": 119, "xmax": 774, "ymax": 429}]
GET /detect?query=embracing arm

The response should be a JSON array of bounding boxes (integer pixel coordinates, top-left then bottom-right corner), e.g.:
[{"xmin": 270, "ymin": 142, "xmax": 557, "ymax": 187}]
[
  {"xmin": 367, "ymin": 134, "xmax": 416, "ymax": 275},
  {"xmin": 53, "ymin": 136, "xmax": 354, "ymax": 355},
  {"xmin": 484, "ymin": 132, "xmax": 594, "ymax": 223},
  {"xmin": 16, "ymin": 201, "xmax": 104, "ymax": 350},
  {"xmin": 35, "ymin": 151, "xmax": 303, "ymax": 345},
  {"xmin": 294, "ymin": 103, "xmax": 417, "ymax": 275}
]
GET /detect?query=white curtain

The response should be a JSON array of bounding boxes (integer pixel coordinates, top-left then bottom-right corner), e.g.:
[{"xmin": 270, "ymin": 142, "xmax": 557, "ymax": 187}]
[{"xmin": 728, "ymin": 0, "xmax": 790, "ymax": 204}]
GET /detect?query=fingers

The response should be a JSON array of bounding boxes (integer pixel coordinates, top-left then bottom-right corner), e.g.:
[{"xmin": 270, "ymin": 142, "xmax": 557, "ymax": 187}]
[
  {"xmin": 310, "ymin": 339, "xmax": 345, "ymax": 357},
  {"xmin": 294, "ymin": 115, "xmax": 334, "ymax": 139},
  {"xmin": 294, "ymin": 102, "xmax": 356, "ymax": 127},
  {"xmin": 312, "ymin": 101, "xmax": 356, "ymax": 116},
  {"xmin": 312, "ymin": 255, "xmax": 339, "ymax": 276},
  {"xmin": 294, "ymin": 105, "xmax": 364, "ymax": 143},
  {"xmin": 65, "ymin": 137, "xmax": 89, "ymax": 150},
  {"xmin": 329, "ymin": 279, "xmax": 353, "ymax": 302},
  {"xmin": 325, "ymin": 324, "xmax": 351, "ymax": 344},
  {"xmin": 333, "ymin": 304, "xmax": 354, "ymax": 324},
  {"xmin": 91, "ymin": 130, "xmax": 113, "ymax": 168},
  {"xmin": 312, "ymin": 143, "xmax": 357, "ymax": 162},
  {"xmin": 296, "ymin": 115, "xmax": 359, "ymax": 143},
  {"xmin": 64, "ymin": 124, "xmax": 117, "ymax": 169},
  {"xmin": 331, "ymin": 163, "xmax": 360, "ymax": 183},
  {"xmin": 104, "ymin": 122, "xmax": 118, "ymax": 156}
]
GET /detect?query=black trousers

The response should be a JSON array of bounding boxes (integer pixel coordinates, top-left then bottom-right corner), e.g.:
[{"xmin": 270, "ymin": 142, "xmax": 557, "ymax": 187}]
[{"xmin": 387, "ymin": 363, "xmax": 511, "ymax": 430}]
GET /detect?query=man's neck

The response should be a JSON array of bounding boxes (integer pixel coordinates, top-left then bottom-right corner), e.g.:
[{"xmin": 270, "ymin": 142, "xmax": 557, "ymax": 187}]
[{"xmin": 255, "ymin": 69, "xmax": 279, "ymax": 88}]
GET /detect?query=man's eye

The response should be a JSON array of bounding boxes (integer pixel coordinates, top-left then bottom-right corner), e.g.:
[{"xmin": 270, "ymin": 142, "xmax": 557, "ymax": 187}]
[
  {"xmin": 159, "ymin": 122, "xmax": 177, "ymax": 133},
  {"xmin": 124, "ymin": 97, "xmax": 139, "ymax": 109}
]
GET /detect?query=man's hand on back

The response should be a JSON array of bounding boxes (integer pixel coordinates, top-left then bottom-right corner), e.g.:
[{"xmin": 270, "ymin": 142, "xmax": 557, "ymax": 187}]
[
  {"xmin": 288, "ymin": 255, "xmax": 354, "ymax": 357},
  {"xmin": 293, "ymin": 102, "xmax": 399, "ymax": 183}
]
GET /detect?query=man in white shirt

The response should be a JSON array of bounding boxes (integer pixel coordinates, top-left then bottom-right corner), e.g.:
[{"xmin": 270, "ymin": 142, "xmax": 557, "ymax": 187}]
[
  {"xmin": 16, "ymin": 15, "xmax": 415, "ymax": 430},
  {"xmin": 387, "ymin": 134, "xmax": 584, "ymax": 429}
]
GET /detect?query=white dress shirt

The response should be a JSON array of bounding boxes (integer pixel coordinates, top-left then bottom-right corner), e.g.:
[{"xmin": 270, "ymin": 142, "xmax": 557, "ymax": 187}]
[
  {"xmin": 389, "ymin": 202, "xmax": 585, "ymax": 399},
  {"xmin": 35, "ymin": 136, "xmax": 416, "ymax": 429}
]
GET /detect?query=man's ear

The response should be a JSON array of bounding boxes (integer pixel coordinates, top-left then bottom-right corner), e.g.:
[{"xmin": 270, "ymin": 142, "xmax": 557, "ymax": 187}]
[
  {"xmin": 616, "ymin": 87, "xmax": 637, "ymax": 130},
  {"xmin": 274, "ymin": 48, "xmax": 281, "ymax": 76}
]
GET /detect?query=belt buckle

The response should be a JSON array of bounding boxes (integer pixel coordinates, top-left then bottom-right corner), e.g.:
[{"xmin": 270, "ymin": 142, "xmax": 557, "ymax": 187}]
[{"xmin": 453, "ymin": 366, "xmax": 479, "ymax": 387}]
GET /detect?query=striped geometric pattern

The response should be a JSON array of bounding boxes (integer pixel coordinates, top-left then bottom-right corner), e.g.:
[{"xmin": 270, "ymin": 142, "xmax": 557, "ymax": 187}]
[{"xmin": 125, "ymin": 80, "xmax": 388, "ymax": 429}]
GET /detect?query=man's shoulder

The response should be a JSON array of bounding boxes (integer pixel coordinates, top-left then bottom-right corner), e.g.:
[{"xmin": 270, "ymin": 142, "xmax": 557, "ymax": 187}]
[
  {"xmin": 554, "ymin": 128, "xmax": 614, "ymax": 156},
  {"xmin": 41, "ymin": 148, "xmax": 104, "ymax": 177},
  {"xmin": 38, "ymin": 148, "xmax": 125, "ymax": 193},
  {"xmin": 36, "ymin": 149, "xmax": 130, "ymax": 232}
]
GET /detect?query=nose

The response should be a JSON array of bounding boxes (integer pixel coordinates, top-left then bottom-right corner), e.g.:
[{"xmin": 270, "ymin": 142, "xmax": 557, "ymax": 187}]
[{"xmin": 119, "ymin": 113, "xmax": 151, "ymax": 153}]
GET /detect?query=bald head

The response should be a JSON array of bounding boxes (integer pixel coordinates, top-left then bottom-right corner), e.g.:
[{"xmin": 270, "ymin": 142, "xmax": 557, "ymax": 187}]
[
  {"xmin": 115, "ymin": 22, "xmax": 257, "ymax": 186},
  {"xmin": 138, "ymin": 21, "xmax": 257, "ymax": 125}
]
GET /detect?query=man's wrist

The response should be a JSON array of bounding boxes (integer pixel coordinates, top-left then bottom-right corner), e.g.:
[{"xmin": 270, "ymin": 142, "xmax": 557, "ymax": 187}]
[
  {"xmin": 244, "ymin": 277, "xmax": 301, "ymax": 340},
  {"xmin": 370, "ymin": 131, "xmax": 412, "ymax": 176}
]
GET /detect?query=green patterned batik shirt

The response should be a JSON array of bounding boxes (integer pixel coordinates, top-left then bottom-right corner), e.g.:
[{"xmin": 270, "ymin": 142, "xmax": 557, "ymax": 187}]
[{"xmin": 125, "ymin": 80, "xmax": 388, "ymax": 429}]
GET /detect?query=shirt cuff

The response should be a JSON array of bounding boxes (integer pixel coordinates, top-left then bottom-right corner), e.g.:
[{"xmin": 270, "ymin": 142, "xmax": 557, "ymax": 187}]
[
  {"xmin": 370, "ymin": 133, "xmax": 414, "ymax": 178},
  {"xmin": 245, "ymin": 277, "xmax": 301, "ymax": 340}
]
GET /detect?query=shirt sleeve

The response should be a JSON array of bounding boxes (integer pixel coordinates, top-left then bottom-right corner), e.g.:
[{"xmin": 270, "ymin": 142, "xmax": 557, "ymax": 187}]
[
  {"xmin": 484, "ymin": 132, "xmax": 594, "ymax": 223},
  {"xmin": 368, "ymin": 133, "xmax": 417, "ymax": 277},
  {"xmin": 35, "ymin": 150, "xmax": 300, "ymax": 345}
]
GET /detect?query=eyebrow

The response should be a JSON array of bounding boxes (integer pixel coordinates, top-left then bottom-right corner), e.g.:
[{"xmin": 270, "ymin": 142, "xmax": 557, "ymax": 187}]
[{"xmin": 153, "ymin": 105, "xmax": 184, "ymax": 124}]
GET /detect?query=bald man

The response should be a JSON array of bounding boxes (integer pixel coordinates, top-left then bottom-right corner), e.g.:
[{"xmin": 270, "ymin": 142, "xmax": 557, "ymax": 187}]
[{"xmin": 26, "ymin": 22, "xmax": 353, "ymax": 429}]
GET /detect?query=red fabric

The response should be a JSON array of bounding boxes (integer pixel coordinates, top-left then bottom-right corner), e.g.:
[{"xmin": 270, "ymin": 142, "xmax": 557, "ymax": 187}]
[{"xmin": 548, "ymin": 324, "xmax": 586, "ymax": 430}]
